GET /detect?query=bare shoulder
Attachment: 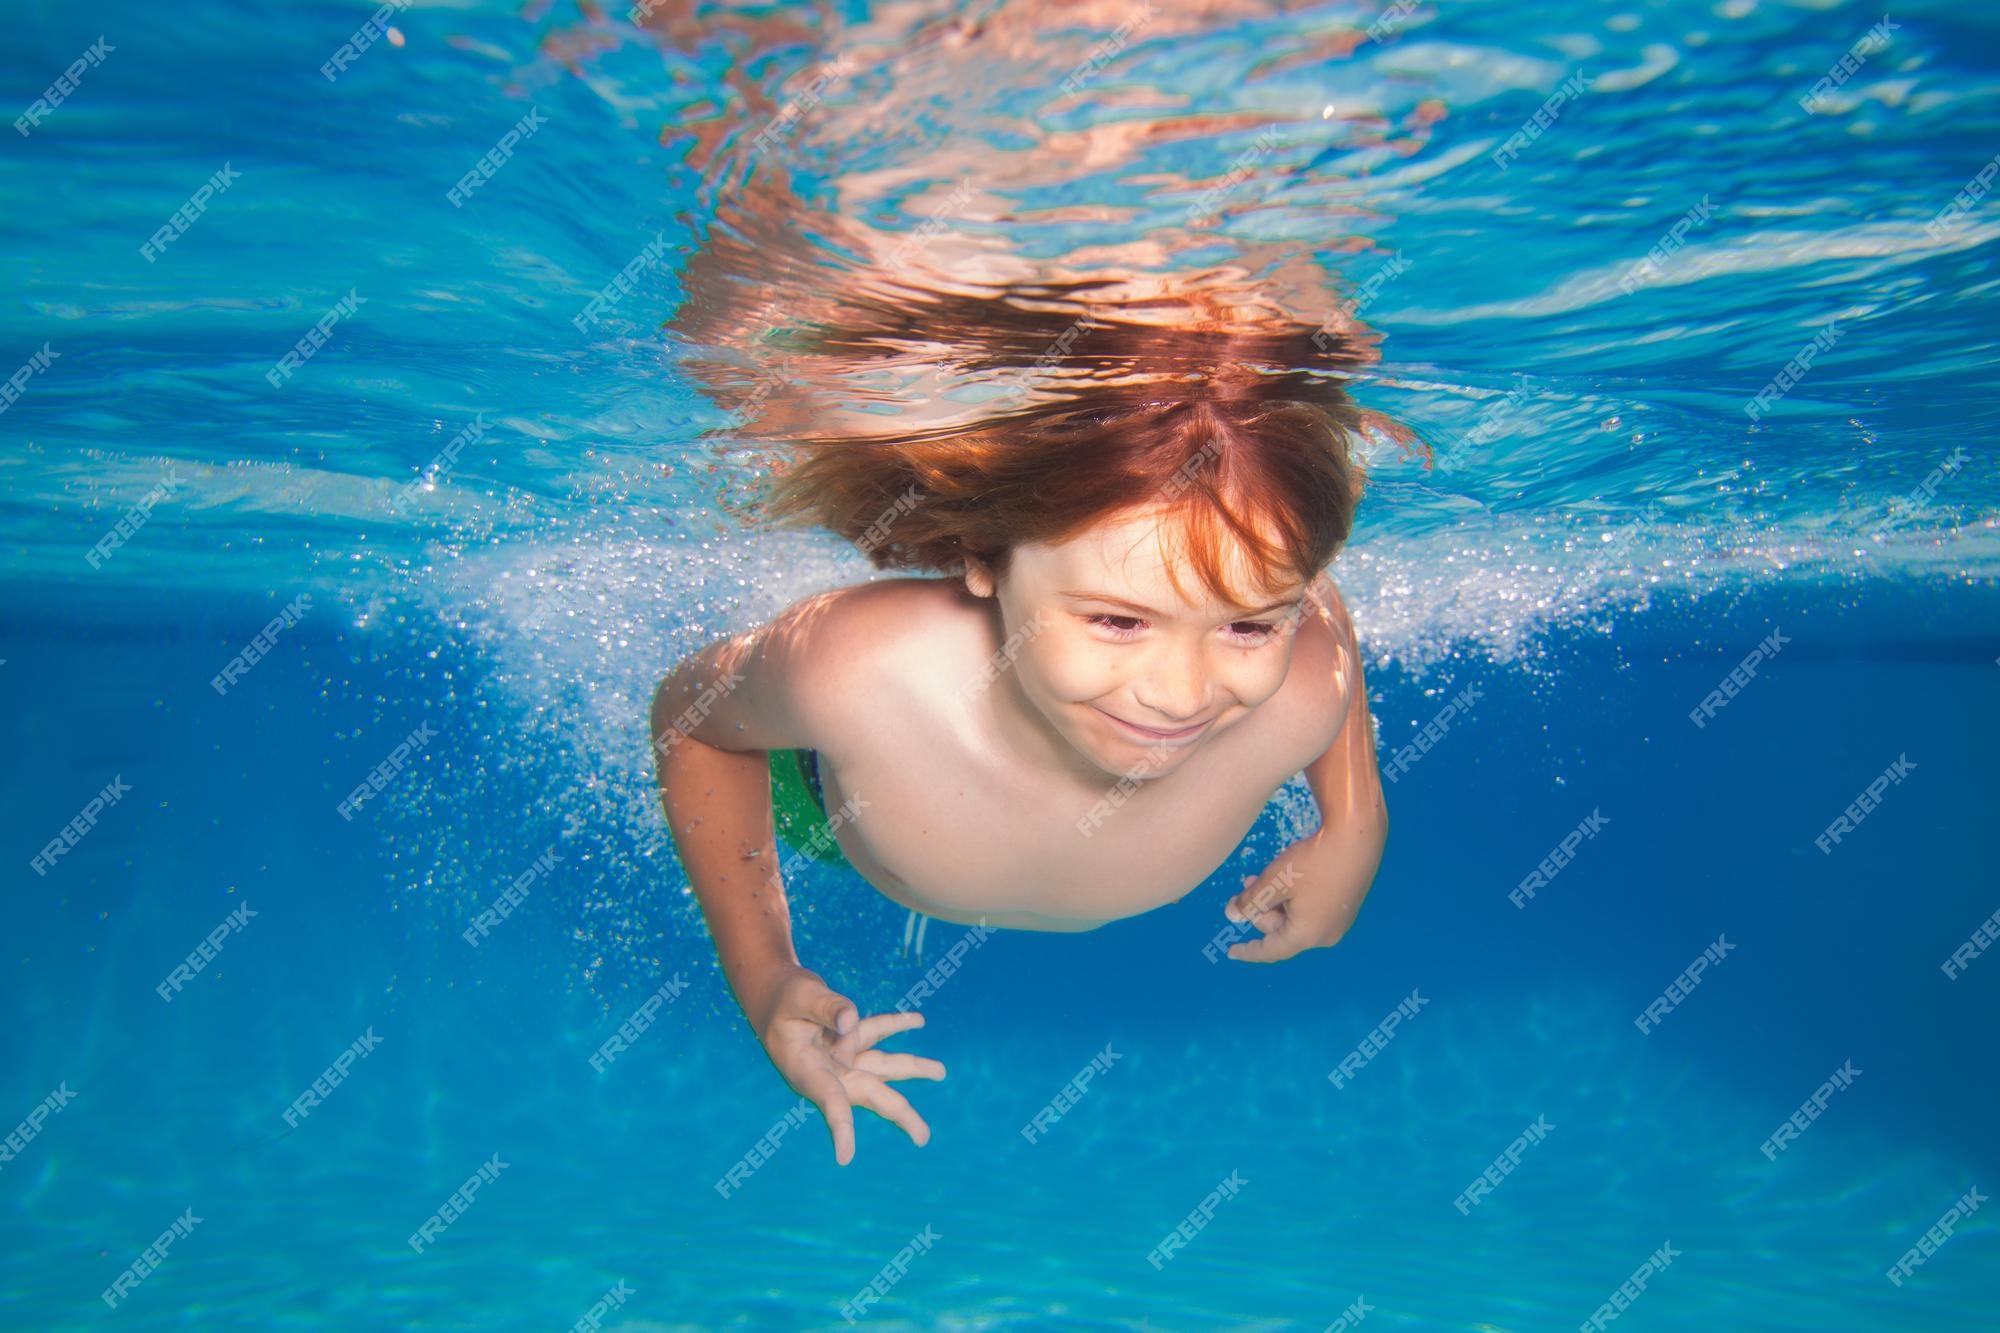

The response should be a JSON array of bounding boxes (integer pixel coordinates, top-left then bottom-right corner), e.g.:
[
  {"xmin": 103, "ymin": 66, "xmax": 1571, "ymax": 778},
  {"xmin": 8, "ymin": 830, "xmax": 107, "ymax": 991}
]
[
  {"xmin": 788, "ymin": 575, "xmax": 989, "ymax": 672},
  {"xmin": 810, "ymin": 573, "xmax": 983, "ymax": 627},
  {"xmin": 761, "ymin": 575, "xmax": 991, "ymax": 752},
  {"xmin": 1246, "ymin": 570, "xmax": 1357, "ymax": 762}
]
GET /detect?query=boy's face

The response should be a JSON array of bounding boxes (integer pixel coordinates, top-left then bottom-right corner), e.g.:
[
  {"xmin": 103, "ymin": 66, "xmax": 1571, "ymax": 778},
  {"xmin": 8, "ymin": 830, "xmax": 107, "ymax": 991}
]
[{"xmin": 971, "ymin": 503, "xmax": 1310, "ymax": 780}]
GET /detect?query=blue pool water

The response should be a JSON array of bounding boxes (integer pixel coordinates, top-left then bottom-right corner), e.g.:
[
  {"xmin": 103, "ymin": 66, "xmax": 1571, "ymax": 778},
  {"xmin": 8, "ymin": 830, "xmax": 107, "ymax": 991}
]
[{"xmin": 4, "ymin": 0, "xmax": 1998, "ymax": 1329}]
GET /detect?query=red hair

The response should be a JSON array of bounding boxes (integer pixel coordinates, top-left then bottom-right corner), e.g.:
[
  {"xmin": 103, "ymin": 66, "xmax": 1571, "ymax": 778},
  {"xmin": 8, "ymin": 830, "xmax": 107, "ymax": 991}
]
[{"xmin": 710, "ymin": 296, "xmax": 1387, "ymax": 608}]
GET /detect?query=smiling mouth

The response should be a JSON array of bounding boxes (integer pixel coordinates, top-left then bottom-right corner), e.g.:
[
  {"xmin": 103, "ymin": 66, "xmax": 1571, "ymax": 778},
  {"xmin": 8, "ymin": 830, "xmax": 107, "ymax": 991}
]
[{"xmin": 1096, "ymin": 708, "xmax": 1212, "ymax": 742}]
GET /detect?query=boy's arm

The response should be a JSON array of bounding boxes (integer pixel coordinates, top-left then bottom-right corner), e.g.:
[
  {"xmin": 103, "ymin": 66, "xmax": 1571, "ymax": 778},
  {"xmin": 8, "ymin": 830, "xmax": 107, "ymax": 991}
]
[
  {"xmin": 651, "ymin": 592, "xmax": 847, "ymax": 1027},
  {"xmin": 652, "ymin": 589, "xmax": 945, "ymax": 1164},
  {"xmin": 1300, "ymin": 577, "xmax": 1389, "ymax": 842},
  {"xmin": 1223, "ymin": 575, "xmax": 1389, "ymax": 962}
]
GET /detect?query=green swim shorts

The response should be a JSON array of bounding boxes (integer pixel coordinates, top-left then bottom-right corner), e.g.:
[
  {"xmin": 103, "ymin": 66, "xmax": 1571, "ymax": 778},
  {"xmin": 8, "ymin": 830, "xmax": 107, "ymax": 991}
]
[{"xmin": 768, "ymin": 747, "xmax": 852, "ymax": 870}]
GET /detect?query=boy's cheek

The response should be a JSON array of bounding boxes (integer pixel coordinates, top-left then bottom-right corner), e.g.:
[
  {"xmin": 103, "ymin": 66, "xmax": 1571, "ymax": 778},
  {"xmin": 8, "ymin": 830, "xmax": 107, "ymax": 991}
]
[
  {"xmin": 1249, "ymin": 660, "xmax": 1293, "ymax": 707},
  {"xmin": 1032, "ymin": 649, "xmax": 1101, "ymax": 703}
]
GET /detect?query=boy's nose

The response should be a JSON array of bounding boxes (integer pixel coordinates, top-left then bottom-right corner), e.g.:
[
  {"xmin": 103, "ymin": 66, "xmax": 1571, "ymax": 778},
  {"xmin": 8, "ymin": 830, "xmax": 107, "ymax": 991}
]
[{"xmin": 1134, "ymin": 660, "xmax": 1210, "ymax": 723}]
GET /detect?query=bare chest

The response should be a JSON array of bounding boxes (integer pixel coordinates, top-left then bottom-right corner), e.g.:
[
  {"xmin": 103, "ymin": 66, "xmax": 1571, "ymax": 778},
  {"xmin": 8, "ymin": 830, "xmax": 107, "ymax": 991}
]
[{"xmin": 815, "ymin": 707, "xmax": 1316, "ymax": 931}]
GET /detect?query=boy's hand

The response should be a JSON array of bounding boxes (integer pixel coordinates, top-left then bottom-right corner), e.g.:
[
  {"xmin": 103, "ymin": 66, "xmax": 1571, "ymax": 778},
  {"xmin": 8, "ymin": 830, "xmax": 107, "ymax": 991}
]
[
  {"xmin": 748, "ymin": 965, "xmax": 946, "ymax": 1165},
  {"xmin": 1222, "ymin": 826, "xmax": 1385, "ymax": 963}
]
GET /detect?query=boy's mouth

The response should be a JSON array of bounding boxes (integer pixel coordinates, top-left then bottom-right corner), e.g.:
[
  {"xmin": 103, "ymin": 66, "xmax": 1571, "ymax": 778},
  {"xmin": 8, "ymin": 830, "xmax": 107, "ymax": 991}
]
[{"xmin": 1094, "ymin": 707, "xmax": 1212, "ymax": 744}]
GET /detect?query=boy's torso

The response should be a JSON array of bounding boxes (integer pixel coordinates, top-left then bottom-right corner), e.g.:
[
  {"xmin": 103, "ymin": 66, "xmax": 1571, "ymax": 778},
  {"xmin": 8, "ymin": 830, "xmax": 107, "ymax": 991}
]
[{"xmin": 801, "ymin": 577, "xmax": 1351, "ymax": 931}]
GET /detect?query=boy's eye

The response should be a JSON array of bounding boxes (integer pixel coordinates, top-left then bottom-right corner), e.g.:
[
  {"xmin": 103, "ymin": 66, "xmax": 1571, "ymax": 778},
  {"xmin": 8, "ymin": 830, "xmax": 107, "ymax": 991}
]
[{"xmin": 1084, "ymin": 614, "xmax": 1282, "ymax": 643}]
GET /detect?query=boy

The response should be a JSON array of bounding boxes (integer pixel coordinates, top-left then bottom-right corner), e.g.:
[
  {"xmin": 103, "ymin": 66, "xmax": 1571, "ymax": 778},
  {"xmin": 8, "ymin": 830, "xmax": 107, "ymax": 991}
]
[{"xmin": 653, "ymin": 399, "xmax": 1388, "ymax": 1164}]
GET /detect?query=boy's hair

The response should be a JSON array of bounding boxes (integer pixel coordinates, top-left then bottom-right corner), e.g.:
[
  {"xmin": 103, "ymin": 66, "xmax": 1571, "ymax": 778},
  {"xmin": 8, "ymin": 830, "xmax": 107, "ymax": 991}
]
[
  {"xmin": 740, "ymin": 290, "xmax": 1381, "ymax": 609},
  {"xmin": 754, "ymin": 389, "xmax": 1366, "ymax": 608}
]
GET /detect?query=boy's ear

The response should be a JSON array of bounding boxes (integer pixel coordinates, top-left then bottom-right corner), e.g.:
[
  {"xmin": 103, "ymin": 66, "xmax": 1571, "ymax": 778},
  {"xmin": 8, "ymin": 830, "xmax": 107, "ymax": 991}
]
[{"xmin": 962, "ymin": 551, "xmax": 996, "ymax": 598}]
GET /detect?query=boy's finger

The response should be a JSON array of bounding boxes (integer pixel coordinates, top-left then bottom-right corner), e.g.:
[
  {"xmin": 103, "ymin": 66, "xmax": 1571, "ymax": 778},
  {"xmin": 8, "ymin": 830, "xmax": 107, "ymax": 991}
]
[
  {"xmin": 853, "ymin": 1049, "xmax": 946, "ymax": 1082},
  {"xmin": 809, "ymin": 989, "xmax": 858, "ymax": 1036},
  {"xmin": 800, "ymin": 1067, "xmax": 857, "ymax": 1164},
  {"xmin": 850, "ymin": 1075, "xmax": 931, "ymax": 1148},
  {"xmin": 849, "ymin": 1010, "xmax": 924, "ymax": 1050},
  {"xmin": 1227, "ymin": 929, "xmax": 1302, "ymax": 963},
  {"xmin": 1227, "ymin": 879, "xmax": 1291, "ymax": 924}
]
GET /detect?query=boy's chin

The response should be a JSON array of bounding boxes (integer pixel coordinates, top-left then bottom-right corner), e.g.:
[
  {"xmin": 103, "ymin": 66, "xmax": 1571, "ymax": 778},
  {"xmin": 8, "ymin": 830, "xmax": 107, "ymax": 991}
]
[{"xmin": 1077, "ymin": 737, "xmax": 1194, "ymax": 780}]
